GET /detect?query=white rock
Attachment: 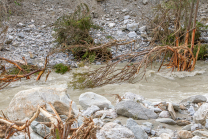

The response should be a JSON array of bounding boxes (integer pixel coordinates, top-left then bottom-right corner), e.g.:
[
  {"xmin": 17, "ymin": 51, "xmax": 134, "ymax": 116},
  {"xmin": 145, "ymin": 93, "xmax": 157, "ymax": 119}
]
[
  {"xmin": 122, "ymin": 92, "xmax": 145, "ymax": 102},
  {"xmin": 139, "ymin": 26, "xmax": 147, "ymax": 32},
  {"xmin": 7, "ymin": 87, "xmax": 78, "ymax": 121},
  {"xmin": 127, "ymin": 31, "xmax": 137, "ymax": 38},
  {"xmin": 124, "ymin": 15, "xmax": 130, "ymax": 20},
  {"xmin": 124, "ymin": 19, "xmax": 129, "ymax": 24},
  {"xmin": 94, "ymin": 109, "xmax": 117, "ymax": 119},
  {"xmin": 160, "ymin": 133, "xmax": 171, "ymax": 139},
  {"xmin": 96, "ymin": 122, "xmax": 135, "ymax": 139},
  {"xmin": 109, "ymin": 23, "xmax": 116, "ymax": 28},
  {"xmin": 82, "ymin": 105, "xmax": 100, "ymax": 117},
  {"xmin": 122, "ymin": 8, "xmax": 129, "ymax": 12},
  {"xmin": 127, "ymin": 23, "xmax": 139, "ymax": 31},
  {"xmin": 159, "ymin": 111, "xmax": 170, "ymax": 118},
  {"xmin": 79, "ymin": 92, "xmax": 113, "ymax": 110},
  {"xmin": 117, "ymin": 30, "xmax": 126, "ymax": 37},
  {"xmin": 143, "ymin": 0, "xmax": 148, "ymax": 5},
  {"xmin": 93, "ymin": 118, "xmax": 104, "ymax": 127},
  {"xmin": 194, "ymin": 103, "xmax": 208, "ymax": 125}
]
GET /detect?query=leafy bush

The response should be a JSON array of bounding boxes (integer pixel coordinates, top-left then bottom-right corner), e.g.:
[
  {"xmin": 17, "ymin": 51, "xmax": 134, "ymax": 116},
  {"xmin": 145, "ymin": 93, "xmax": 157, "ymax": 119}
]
[
  {"xmin": 193, "ymin": 44, "xmax": 208, "ymax": 60},
  {"xmin": 53, "ymin": 3, "xmax": 111, "ymax": 62},
  {"xmin": 54, "ymin": 63, "xmax": 70, "ymax": 74}
]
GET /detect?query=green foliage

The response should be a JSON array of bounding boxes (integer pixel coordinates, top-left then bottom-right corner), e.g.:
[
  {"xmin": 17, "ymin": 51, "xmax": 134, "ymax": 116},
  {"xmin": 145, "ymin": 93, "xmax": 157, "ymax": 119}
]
[
  {"xmin": 193, "ymin": 44, "xmax": 208, "ymax": 60},
  {"xmin": 70, "ymin": 72, "xmax": 95, "ymax": 89},
  {"xmin": 54, "ymin": 3, "xmax": 94, "ymax": 45},
  {"xmin": 53, "ymin": 3, "xmax": 110, "ymax": 62},
  {"xmin": 9, "ymin": 64, "xmax": 39, "ymax": 75},
  {"xmin": 105, "ymin": 35, "xmax": 114, "ymax": 39},
  {"xmin": 54, "ymin": 63, "xmax": 70, "ymax": 74}
]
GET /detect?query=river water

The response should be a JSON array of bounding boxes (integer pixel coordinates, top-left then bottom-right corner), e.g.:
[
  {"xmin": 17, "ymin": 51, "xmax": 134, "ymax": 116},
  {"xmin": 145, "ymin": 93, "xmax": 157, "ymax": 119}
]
[{"xmin": 1, "ymin": 61, "xmax": 208, "ymax": 111}]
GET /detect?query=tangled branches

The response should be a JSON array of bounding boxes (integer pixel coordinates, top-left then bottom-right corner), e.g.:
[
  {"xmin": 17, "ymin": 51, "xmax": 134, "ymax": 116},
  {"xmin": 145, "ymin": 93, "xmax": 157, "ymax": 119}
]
[
  {"xmin": 0, "ymin": 102, "xmax": 98, "ymax": 139},
  {"xmin": 0, "ymin": 56, "xmax": 49, "ymax": 90},
  {"xmin": 71, "ymin": 44, "xmax": 200, "ymax": 89}
]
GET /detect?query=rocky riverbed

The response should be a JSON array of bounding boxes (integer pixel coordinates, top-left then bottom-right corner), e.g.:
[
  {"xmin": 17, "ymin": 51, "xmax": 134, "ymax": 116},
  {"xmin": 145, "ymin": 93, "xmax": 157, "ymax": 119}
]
[{"xmin": 2, "ymin": 86, "xmax": 208, "ymax": 139}]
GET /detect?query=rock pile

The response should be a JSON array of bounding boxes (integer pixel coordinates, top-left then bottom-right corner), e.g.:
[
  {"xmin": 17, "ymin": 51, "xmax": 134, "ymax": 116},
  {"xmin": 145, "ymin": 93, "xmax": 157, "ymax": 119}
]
[{"xmin": 4, "ymin": 88, "xmax": 208, "ymax": 139}]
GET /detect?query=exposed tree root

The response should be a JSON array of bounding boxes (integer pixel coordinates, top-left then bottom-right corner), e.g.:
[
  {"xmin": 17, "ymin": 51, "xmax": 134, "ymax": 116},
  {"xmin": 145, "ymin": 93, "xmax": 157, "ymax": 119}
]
[{"xmin": 0, "ymin": 102, "xmax": 98, "ymax": 139}]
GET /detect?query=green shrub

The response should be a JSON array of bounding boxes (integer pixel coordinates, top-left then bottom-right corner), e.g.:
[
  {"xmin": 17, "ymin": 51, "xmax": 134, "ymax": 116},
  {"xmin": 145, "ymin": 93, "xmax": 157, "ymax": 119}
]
[
  {"xmin": 53, "ymin": 3, "xmax": 94, "ymax": 45},
  {"xmin": 54, "ymin": 63, "xmax": 70, "ymax": 74},
  {"xmin": 53, "ymin": 3, "xmax": 111, "ymax": 62},
  {"xmin": 193, "ymin": 44, "xmax": 208, "ymax": 60}
]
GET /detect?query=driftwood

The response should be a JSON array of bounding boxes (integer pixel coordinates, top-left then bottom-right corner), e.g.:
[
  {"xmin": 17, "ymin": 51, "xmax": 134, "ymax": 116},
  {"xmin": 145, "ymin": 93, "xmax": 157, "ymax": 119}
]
[
  {"xmin": 0, "ymin": 56, "xmax": 49, "ymax": 90},
  {"xmin": 0, "ymin": 102, "xmax": 98, "ymax": 139}
]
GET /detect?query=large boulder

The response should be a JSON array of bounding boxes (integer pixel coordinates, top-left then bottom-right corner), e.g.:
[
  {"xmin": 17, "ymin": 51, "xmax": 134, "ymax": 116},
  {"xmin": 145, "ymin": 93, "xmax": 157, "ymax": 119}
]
[
  {"xmin": 96, "ymin": 122, "xmax": 135, "ymax": 139},
  {"xmin": 115, "ymin": 100, "xmax": 158, "ymax": 120},
  {"xmin": 193, "ymin": 103, "xmax": 208, "ymax": 125},
  {"xmin": 79, "ymin": 92, "xmax": 113, "ymax": 110},
  {"xmin": 180, "ymin": 95, "xmax": 207, "ymax": 104},
  {"xmin": 7, "ymin": 87, "xmax": 78, "ymax": 121},
  {"xmin": 126, "ymin": 118, "xmax": 148, "ymax": 139}
]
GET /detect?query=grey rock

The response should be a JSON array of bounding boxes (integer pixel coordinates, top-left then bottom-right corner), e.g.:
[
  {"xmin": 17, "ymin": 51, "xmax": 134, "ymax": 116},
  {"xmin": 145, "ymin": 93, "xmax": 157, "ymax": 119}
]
[
  {"xmin": 17, "ymin": 32, "xmax": 25, "ymax": 38},
  {"xmin": 79, "ymin": 92, "xmax": 113, "ymax": 110},
  {"xmin": 17, "ymin": 23, "xmax": 26, "ymax": 28},
  {"xmin": 96, "ymin": 122, "xmax": 135, "ymax": 139},
  {"xmin": 140, "ymin": 125, "xmax": 151, "ymax": 134},
  {"xmin": 7, "ymin": 87, "xmax": 78, "ymax": 121},
  {"xmin": 143, "ymin": 0, "xmax": 148, "ymax": 5},
  {"xmin": 182, "ymin": 124, "xmax": 192, "ymax": 131},
  {"xmin": 181, "ymin": 95, "xmax": 207, "ymax": 104},
  {"xmin": 139, "ymin": 26, "xmax": 147, "ymax": 32},
  {"xmin": 160, "ymin": 133, "xmax": 171, "ymax": 139},
  {"xmin": 122, "ymin": 92, "xmax": 145, "ymax": 102},
  {"xmin": 119, "ymin": 25, "xmax": 127, "ymax": 30},
  {"xmin": 191, "ymin": 124, "xmax": 203, "ymax": 131},
  {"xmin": 30, "ymin": 121, "xmax": 50, "ymax": 137},
  {"xmin": 113, "ymin": 120, "xmax": 122, "ymax": 125},
  {"xmin": 157, "ymin": 128, "xmax": 174, "ymax": 137},
  {"xmin": 93, "ymin": 118, "xmax": 104, "ymax": 127},
  {"xmin": 127, "ymin": 31, "xmax": 137, "ymax": 38},
  {"xmin": 159, "ymin": 111, "xmax": 170, "ymax": 118},
  {"xmin": 188, "ymin": 106, "xmax": 195, "ymax": 116},
  {"xmin": 151, "ymin": 130, "xmax": 156, "ymax": 136},
  {"xmin": 23, "ymin": 28, "xmax": 32, "ymax": 32},
  {"xmin": 192, "ymin": 136, "xmax": 202, "ymax": 139},
  {"xmin": 201, "ymin": 37, "xmax": 208, "ymax": 42},
  {"xmin": 82, "ymin": 105, "xmax": 100, "ymax": 117},
  {"xmin": 109, "ymin": 23, "xmax": 116, "ymax": 28},
  {"xmin": 116, "ymin": 100, "xmax": 158, "ymax": 120},
  {"xmin": 154, "ymin": 107, "xmax": 163, "ymax": 113},
  {"xmin": 124, "ymin": 15, "xmax": 130, "ymax": 20},
  {"xmin": 193, "ymin": 131, "xmax": 208, "ymax": 138},
  {"xmin": 156, "ymin": 118, "xmax": 176, "ymax": 125},
  {"xmin": 194, "ymin": 103, "xmax": 208, "ymax": 125},
  {"xmin": 143, "ymin": 122, "xmax": 153, "ymax": 129},
  {"xmin": 117, "ymin": 30, "xmax": 126, "ymax": 37},
  {"xmin": 94, "ymin": 109, "xmax": 117, "ymax": 119},
  {"xmin": 205, "ymin": 119, "xmax": 208, "ymax": 129},
  {"xmin": 126, "ymin": 118, "xmax": 148, "ymax": 139},
  {"xmin": 127, "ymin": 23, "xmax": 139, "ymax": 31},
  {"xmin": 172, "ymin": 103, "xmax": 180, "ymax": 111},
  {"xmin": 5, "ymin": 35, "xmax": 13, "ymax": 44}
]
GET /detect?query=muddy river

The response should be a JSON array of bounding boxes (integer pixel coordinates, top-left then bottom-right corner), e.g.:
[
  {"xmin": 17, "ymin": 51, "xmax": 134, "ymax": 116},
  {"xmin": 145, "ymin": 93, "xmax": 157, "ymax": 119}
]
[{"xmin": 1, "ymin": 61, "xmax": 208, "ymax": 111}]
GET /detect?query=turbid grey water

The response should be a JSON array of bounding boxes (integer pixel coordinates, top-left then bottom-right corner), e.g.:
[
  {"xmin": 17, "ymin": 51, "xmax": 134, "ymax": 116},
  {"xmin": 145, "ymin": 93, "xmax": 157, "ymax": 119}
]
[{"xmin": 1, "ymin": 61, "xmax": 208, "ymax": 111}]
